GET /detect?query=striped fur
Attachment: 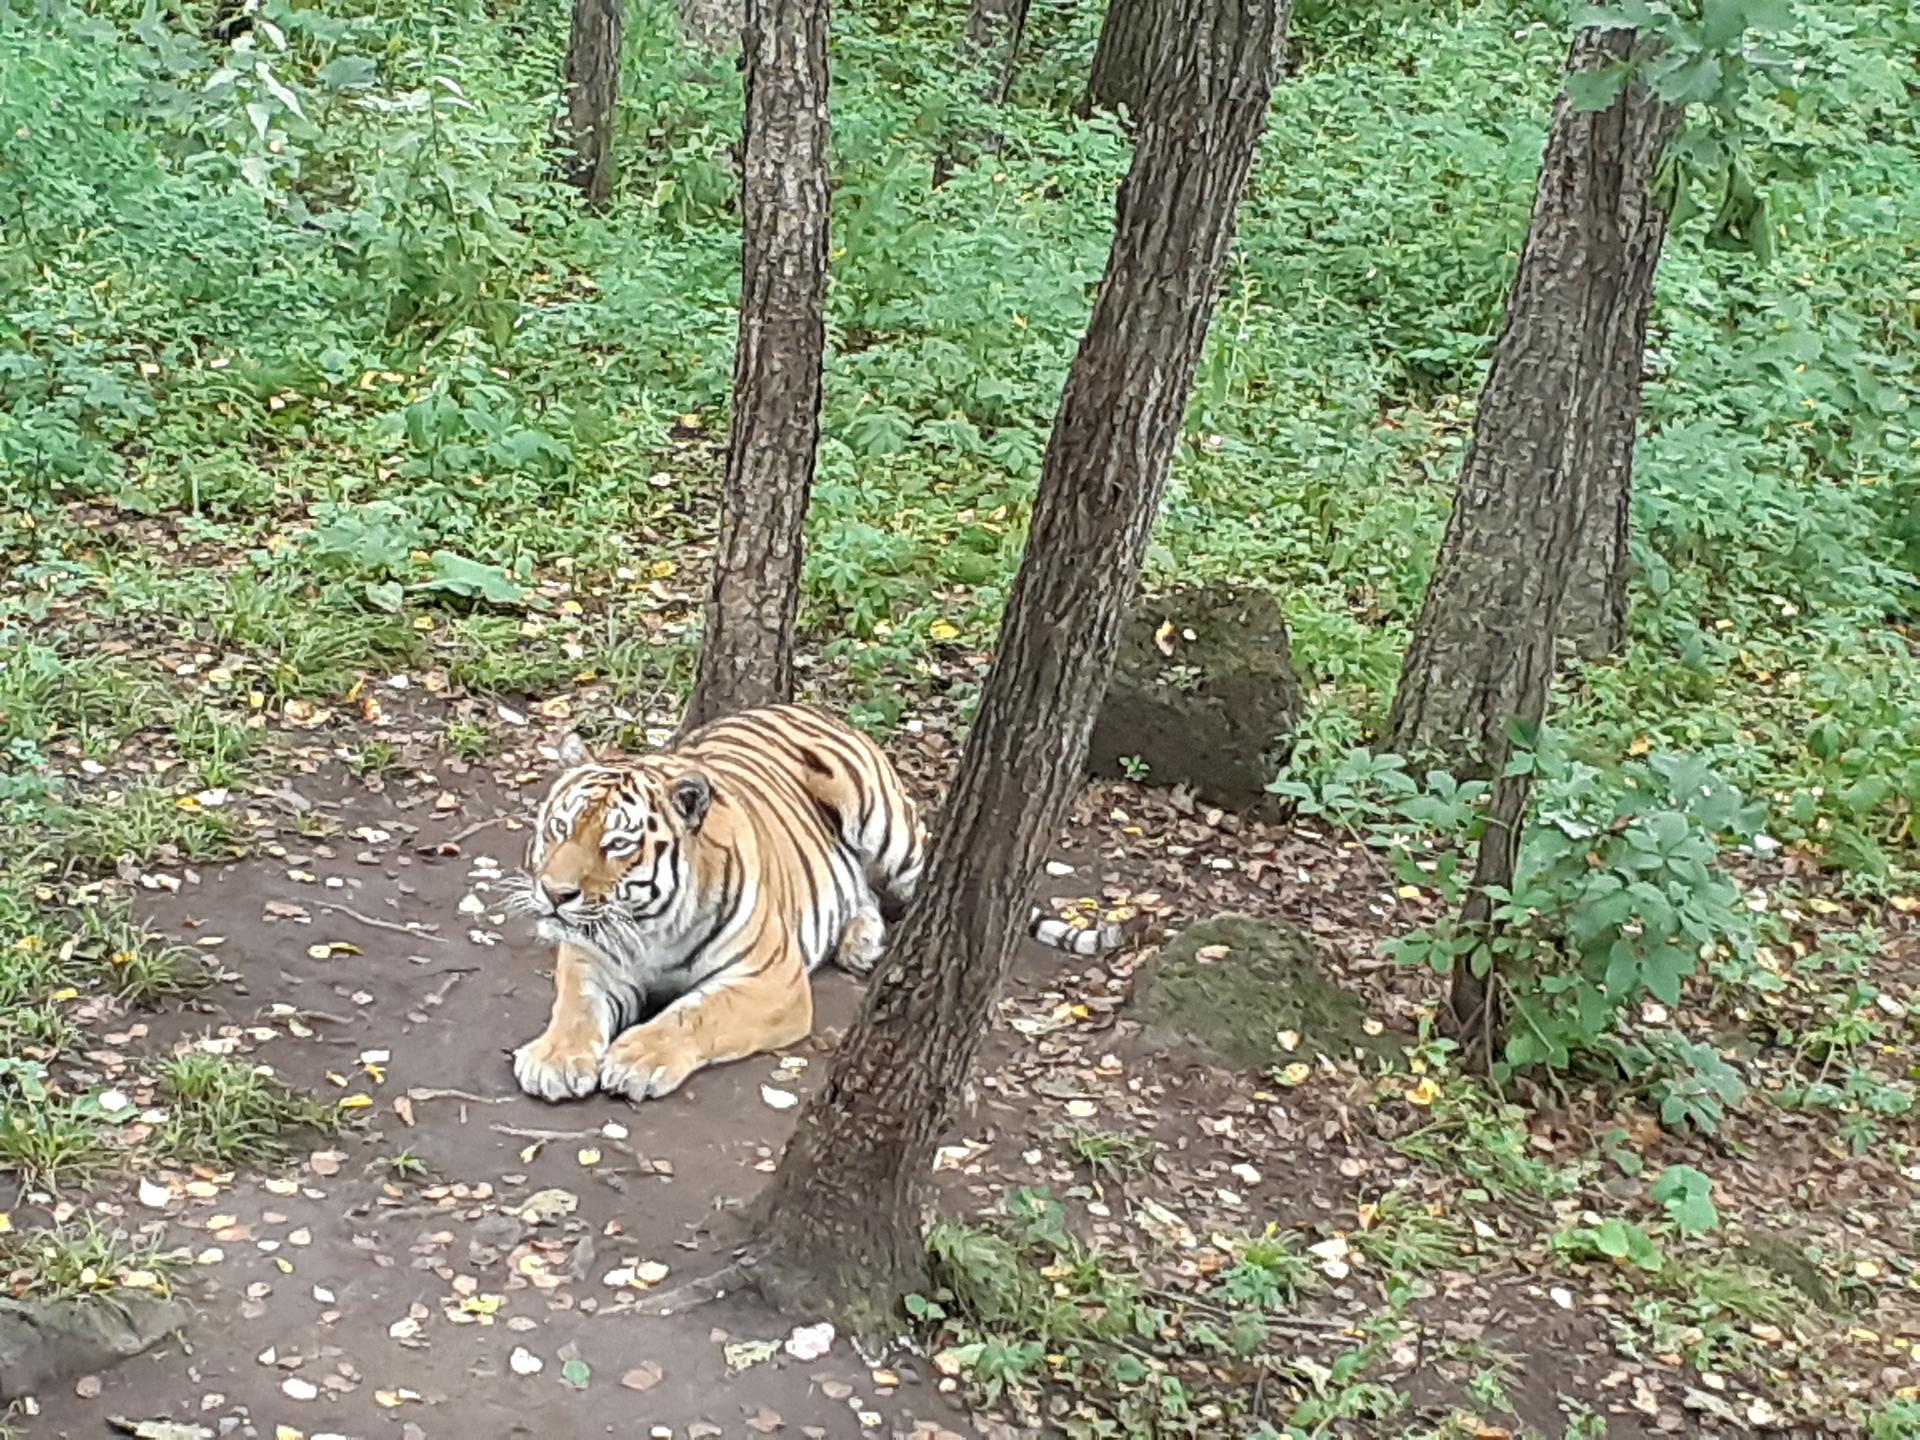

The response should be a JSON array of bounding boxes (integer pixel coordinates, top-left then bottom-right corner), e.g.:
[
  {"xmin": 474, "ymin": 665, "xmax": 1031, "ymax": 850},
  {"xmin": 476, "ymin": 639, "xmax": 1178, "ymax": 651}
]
[{"xmin": 509, "ymin": 704, "xmax": 1124, "ymax": 1103}]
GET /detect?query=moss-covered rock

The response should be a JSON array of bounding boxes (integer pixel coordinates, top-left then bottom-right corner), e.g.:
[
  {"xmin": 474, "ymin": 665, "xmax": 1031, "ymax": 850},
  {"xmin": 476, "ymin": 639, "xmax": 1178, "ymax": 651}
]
[
  {"xmin": 0, "ymin": 1292, "xmax": 186, "ymax": 1398},
  {"xmin": 1087, "ymin": 583, "xmax": 1302, "ymax": 806},
  {"xmin": 1129, "ymin": 914, "xmax": 1392, "ymax": 1069}
]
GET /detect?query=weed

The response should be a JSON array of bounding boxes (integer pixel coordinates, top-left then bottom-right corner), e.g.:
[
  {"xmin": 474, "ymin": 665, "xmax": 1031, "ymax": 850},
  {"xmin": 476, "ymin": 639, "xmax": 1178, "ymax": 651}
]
[
  {"xmin": 0, "ymin": 1224, "xmax": 171, "ymax": 1302},
  {"xmin": 442, "ymin": 717, "xmax": 494, "ymax": 758},
  {"xmin": 158, "ymin": 1054, "xmax": 337, "ymax": 1167},
  {"xmin": 1352, "ymin": 1190, "xmax": 1474, "ymax": 1275},
  {"xmin": 1063, "ymin": 1127, "xmax": 1155, "ymax": 1184}
]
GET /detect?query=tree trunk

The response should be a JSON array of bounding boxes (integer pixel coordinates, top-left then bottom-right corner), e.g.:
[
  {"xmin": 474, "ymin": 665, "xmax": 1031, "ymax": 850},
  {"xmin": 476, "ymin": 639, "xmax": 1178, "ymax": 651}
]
[
  {"xmin": 559, "ymin": 0, "xmax": 624, "ymax": 208},
  {"xmin": 1385, "ymin": 28, "xmax": 1680, "ymax": 767},
  {"xmin": 962, "ymin": 0, "xmax": 1030, "ymax": 108},
  {"xmin": 676, "ymin": 0, "xmax": 741, "ymax": 55},
  {"xmin": 682, "ymin": 0, "xmax": 831, "ymax": 733},
  {"xmin": 744, "ymin": 0, "xmax": 1288, "ymax": 1326},
  {"xmin": 933, "ymin": 0, "xmax": 1032, "ymax": 186},
  {"xmin": 1082, "ymin": 0, "xmax": 1161, "ymax": 117}
]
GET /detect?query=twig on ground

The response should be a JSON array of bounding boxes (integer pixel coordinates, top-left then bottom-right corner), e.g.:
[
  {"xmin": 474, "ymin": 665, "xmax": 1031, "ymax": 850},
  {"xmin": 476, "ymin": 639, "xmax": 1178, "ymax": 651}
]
[
  {"xmin": 421, "ymin": 815, "xmax": 511, "ymax": 850},
  {"xmin": 409, "ymin": 1087, "xmax": 510, "ymax": 1106},
  {"xmin": 312, "ymin": 900, "xmax": 449, "ymax": 944}
]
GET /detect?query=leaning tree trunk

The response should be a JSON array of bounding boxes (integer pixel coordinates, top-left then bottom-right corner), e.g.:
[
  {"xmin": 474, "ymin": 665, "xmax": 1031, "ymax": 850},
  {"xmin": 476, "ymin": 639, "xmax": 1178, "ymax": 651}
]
[
  {"xmin": 559, "ymin": 0, "xmax": 624, "ymax": 207},
  {"xmin": 676, "ymin": 0, "xmax": 741, "ymax": 55},
  {"xmin": 1083, "ymin": 0, "xmax": 1166, "ymax": 117},
  {"xmin": 933, "ymin": 0, "xmax": 1032, "ymax": 185},
  {"xmin": 682, "ymin": 0, "xmax": 830, "ymax": 733},
  {"xmin": 744, "ymin": 0, "xmax": 1288, "ymax": 1324},
  {"xmin": 1385, "ymin": 27, "xmax": 1680, "ymax": 769},
  {"xmin": 1556, "ymin": 59, "xmax": 1679, "ymax": 660}
]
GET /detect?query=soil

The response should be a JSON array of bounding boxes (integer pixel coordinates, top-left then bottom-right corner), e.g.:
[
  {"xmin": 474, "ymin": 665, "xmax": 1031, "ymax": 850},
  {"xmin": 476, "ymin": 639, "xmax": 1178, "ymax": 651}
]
[{"xmin": 24, "ymin": 778, "xmax": 978, "ymax": 1440}]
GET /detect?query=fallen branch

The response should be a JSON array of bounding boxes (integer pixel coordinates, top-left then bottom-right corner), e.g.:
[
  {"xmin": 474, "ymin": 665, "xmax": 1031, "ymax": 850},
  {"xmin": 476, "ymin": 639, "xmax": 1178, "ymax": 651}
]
[
  {"xmin": 409, "ymin": 1087, "xmax": 510, "ymax": 1106},
  {"xmin": 421, "ymin": 815, "xmax": 512, "ymax": 851},
  {"xmin": 490, "ymin": 1123, "xmax": 605, "ymax": 1142},
  {"xmin": 312, "ymin": 900, "xmax": 449, "ymax": 944}
]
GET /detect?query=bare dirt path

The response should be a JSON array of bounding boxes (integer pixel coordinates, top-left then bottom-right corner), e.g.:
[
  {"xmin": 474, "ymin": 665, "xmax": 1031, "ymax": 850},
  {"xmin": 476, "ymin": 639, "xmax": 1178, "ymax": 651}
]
[{"xmin": 28, "ymin": 786, "xmax": 973, "ymax": 1440}]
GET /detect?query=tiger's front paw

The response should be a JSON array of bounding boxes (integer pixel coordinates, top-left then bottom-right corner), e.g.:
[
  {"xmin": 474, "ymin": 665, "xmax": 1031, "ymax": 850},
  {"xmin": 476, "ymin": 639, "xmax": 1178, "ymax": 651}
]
[
  {"xmin": 599, "ymin": 1026, "xmax": 702, "ymax": 1103},
  {"xmin": 514, "ymin": 1030, "xmax": 604, "ymax": 1102}
]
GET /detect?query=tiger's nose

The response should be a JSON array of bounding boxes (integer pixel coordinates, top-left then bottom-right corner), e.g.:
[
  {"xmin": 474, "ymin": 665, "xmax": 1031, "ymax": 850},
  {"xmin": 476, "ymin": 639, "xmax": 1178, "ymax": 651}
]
[{"xmin": 539, "ymin": 880, "xmax": 582, "ymax": 911}]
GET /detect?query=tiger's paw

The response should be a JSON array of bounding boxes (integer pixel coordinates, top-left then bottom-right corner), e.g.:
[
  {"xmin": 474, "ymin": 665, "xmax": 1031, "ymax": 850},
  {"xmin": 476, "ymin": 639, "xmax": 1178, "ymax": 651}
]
[
  {"xmin": 599, "ymin": 1026, "xmax": 702, "ymax": 1103},
  {"xmin": 513, "ymin": 1032, "xmax": 604, "ymax": 1102}
]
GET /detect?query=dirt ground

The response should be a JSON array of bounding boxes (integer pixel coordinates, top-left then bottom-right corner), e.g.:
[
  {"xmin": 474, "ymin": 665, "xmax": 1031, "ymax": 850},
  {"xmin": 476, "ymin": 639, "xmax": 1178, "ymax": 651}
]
[
  {"xmin": 25, "ymin": 779, "xmax": 981, "ymax": 1440},
  {"xmin": 15, "ymin": 719, "xmax": 1914, "ymax": 1439}
]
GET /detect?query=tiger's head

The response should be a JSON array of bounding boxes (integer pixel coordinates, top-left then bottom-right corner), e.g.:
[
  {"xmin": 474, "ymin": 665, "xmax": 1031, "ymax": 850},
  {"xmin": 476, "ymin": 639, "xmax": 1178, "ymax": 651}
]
[{"xmin": 515, "ymin": 733, "xmax": 716, "ymax": 948}]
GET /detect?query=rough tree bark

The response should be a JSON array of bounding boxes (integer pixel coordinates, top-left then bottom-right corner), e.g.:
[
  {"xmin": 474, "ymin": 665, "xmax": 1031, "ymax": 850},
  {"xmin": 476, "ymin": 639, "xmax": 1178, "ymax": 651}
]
[
  {"xmin": 742, "ymin": 0, "xmax": 1289, "ymax": 1324},
  {"xmin": 676, "ymin": 0, "xmax": 741, "ymax": 55},
  {"xmin": 559, "ymin": 0, "xmax": 624, "ymax": 207},
  {"xmin": 682, "ymin": 0, "xmax": 830, "ymax": 733},
  {"xmin": 1385, "ymin": 27, "xmax": 1680, "ymax": 770},
  {"xmin": 1082, "ymin": 0, "xmax": 1162, "ymax": 117}
]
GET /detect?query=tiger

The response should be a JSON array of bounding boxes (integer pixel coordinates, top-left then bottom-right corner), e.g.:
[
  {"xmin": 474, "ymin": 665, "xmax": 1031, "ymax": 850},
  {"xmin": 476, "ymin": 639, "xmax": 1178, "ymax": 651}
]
[{"xmin": 508, "ymin": 703, "xmax": 1126, "ymax": 1104}]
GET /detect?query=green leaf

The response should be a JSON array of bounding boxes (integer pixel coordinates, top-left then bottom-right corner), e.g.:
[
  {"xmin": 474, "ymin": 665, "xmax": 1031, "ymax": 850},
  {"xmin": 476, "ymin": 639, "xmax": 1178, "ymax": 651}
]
[
  {"xmin": 1565, "ymin": 65, "xmax": 1631, "ymax": 112},
  {"xmin": 315, "ymin": 55, "xmax": 378, "ymax": 90},
  {"xmin": 1648, "ymin": 52, "xmax": 1726, "ymax": 105},
  {"xmin": 560, "ymin": 1357, "xmax": 591, "ymax": 1389},
  {"xmin": 1651, "ymin": 1164, "xmax": 1721, "ymax": 1235},
  {"xmin": 419, "ymin": 550, "xmax": 529, "ymax": 607}
]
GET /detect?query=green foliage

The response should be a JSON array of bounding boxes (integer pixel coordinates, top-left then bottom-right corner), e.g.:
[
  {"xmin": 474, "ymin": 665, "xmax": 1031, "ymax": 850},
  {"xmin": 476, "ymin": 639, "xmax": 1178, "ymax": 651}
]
[
  {"xmin": 920, "ymin": 1190, "xmax": 1320, "ymax": 1436},
  {"xmin": 1650, "ymin": 1163, "xmax": 1720, "ymax": 1234},
  {"xmin": 158, "ymin": 1053, "xmax": 339, "ymax": 1166},
  {"xmin": 1389, "ymin": 737, "xmax": 1764, "ymax": 1079}
]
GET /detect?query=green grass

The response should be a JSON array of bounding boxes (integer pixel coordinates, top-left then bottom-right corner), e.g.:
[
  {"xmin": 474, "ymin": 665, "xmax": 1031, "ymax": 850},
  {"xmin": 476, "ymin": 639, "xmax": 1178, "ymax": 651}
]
[
  {"xmin": 0, "ymin": 1104, "xmax": 117, "ymax": 1189},
  {"xmin": 50, "ymin": 784, "xmax": 248, "ymax": 871},
  {"xmin": 158, "ymin": 1054, "xmax": 340, "ymax": 1168},
  {"xmin": 1063, "ymin": 1127, "xmax": 1156, "ymax": 1183},
  {"xmin": 1351, "ymin": 1190, "xmax": 1475, "ymax": 1276},
  {"xmin": 0, "ymin": 1224, "xmax": 173, "ymax": 1302}
]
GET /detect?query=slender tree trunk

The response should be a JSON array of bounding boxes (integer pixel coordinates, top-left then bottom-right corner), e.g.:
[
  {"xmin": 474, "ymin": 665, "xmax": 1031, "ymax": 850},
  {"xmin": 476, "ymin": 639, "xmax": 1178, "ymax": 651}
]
[
  {"xmin": 743, "ymin": 0, "xmax": 1288, "ymax": 1325},
  {"xmin": 676, "ymin": 0, "xmax": 741, "ymax": 55},
  {"xmin": 1385, "ymin": 28, "xmax": 1680, "ymax": 768},
  {"xmin": 1082, "ymin": 0, "xmax": 1161, "ymax": 117},
  {"xmin": 933, "ymin": 0, "xmax": 1032, "ymax": 186},
  {"xmin": 559, "ymin": 0, "xmax": 624, "ymax": 207},
  {"xmin": 682, "ymin": 0, "xmax": 830, "ymax": 733},
  {"xmin": 962, "ymin": 0, "xmax": 1031, "ymax": 108}
]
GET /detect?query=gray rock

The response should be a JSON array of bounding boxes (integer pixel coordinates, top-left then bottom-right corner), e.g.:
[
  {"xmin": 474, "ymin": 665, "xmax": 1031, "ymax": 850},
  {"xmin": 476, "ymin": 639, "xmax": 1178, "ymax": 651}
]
[
  {"xmin": 1087, "ymin": 583, "xmax": 1301, "ymax": 806},
  {"xmin": 0, "ymin": 1292, "xmax": 187, "ymax": 1398},
  {"xmin": 1129, "ymin": 914, "xmax": 1395, "ymax": 1069}
]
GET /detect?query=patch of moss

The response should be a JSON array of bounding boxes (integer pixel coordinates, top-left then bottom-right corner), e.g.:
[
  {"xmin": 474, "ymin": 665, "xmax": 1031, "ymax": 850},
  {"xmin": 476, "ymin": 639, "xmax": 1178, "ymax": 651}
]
[{"xmin": 1130, "ymin": 914, "xmax": 1394, "ymax": 1068}]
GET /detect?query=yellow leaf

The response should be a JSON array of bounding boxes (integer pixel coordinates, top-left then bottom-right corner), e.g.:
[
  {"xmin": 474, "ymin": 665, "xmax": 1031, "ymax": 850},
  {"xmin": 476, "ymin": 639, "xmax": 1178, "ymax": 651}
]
[
  {"xmin": 1407, "ymin": 1077, "xmax": 1441, "ymax": 1107},
  {"xmin": 1278, "ymin": 1062, "xmax": 1311, "ymax": 1087},
  {"xmin": 0, "ymin": 1212, "xmax": 11, "ymax": 1234},
  {"xmin": 338, "ymin": 1095, "xmax": 374, "ymax": 1110},
  {"xmin": 927, "ymin": 619, "xmax": 960, "ymax": 642},
  {"xmin": 577, "ymin": 1147, "xmax": 602, "ymax": 1167}
]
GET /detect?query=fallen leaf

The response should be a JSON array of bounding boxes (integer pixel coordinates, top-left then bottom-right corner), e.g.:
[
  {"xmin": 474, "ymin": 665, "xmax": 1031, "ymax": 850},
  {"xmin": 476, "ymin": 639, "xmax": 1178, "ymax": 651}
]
[
  {"xmin": 784, "ymin": 1322, "xmax": 834, "ymax": 1361},
  {"xmin": 620, "ymin": 1363, "xmax": 663, "ymax": 1392},
  {"xmin": 509, "ymin": 1347, "xmax": 543, "ymax": 1376},
  {"xmin": 515, "ymin": 1188, "xmax": 578, "ymax": 1225}
]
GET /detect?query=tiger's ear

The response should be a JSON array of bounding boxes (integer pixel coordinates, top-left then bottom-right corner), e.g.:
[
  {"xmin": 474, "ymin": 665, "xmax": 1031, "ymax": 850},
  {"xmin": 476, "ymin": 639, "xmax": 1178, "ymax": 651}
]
[
  {"xmin": 669, "ymin": 773, "xmax": 713, "ymax": 831},
  {"xmin": 557, "ymin": 732, "xmax": 592, "ymax": 767}
]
